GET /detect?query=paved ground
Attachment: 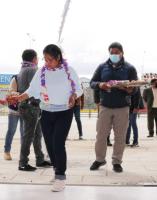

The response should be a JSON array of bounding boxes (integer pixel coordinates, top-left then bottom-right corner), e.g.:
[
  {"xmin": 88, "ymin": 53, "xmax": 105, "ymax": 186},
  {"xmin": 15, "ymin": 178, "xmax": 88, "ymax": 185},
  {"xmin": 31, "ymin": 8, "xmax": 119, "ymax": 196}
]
[
  {"xmin": 0, "ymin": 115, "xmax": 157, "ymax": 186},
  {"xmin": 1, "ymin": 184, "xmax": 157, "ymax": 200}
]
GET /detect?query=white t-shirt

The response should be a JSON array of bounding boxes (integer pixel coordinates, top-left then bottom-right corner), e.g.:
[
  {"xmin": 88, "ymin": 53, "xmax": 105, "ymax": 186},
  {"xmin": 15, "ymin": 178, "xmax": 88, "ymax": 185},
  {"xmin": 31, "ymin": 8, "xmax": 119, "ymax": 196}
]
[{"xmin": 25, "ymin": 66, "xmax": 83, "ymax": 111}]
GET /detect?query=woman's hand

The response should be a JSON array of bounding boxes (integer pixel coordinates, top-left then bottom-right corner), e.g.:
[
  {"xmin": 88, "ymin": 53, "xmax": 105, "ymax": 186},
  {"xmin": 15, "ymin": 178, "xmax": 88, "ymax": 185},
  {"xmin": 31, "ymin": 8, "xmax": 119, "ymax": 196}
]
[
  {"xmin": 6, "ymin": 93, "xmax": 19, "ymax": 105},
  {"xmin": 6, "ymin": 93, "xmax": 29, "ymax": 104},
  {"xmin": 0, "ymin": 99, "xmax": 7, "ymax": 105},
  {"xmin": 68, "ymin": 93, "xmax": 77, "ymax": 108}
]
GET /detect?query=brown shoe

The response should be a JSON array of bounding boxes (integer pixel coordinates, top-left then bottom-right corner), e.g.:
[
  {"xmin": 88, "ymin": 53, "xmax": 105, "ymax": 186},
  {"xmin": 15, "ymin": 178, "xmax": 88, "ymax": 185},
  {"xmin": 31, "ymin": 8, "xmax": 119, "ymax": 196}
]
[{"xmin": 4, "ymin": 152, "xmax": 12, "ymax": 160}]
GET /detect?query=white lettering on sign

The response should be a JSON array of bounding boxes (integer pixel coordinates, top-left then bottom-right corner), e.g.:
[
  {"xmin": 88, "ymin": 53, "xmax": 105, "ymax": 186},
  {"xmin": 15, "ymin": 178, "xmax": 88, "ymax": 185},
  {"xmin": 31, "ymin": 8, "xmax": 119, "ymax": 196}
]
[{"xmin": 0, "ymin": 74, "xmax": 13, "ymax": 85}]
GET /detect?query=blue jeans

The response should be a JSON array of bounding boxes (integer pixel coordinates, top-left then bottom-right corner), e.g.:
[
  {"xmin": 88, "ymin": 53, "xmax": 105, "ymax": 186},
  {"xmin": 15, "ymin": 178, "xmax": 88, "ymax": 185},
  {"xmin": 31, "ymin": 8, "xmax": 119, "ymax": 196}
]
[
  {"xmin": 126, "ymin": 113, "xmax": 138, "ymax": 144},
  {"xmin": 4, "ymin": 113, "xmax": 23, "ymax": 152},
  {"xmin": 73, "ymin": 105, "xmax": 83, "ymax": 137}
]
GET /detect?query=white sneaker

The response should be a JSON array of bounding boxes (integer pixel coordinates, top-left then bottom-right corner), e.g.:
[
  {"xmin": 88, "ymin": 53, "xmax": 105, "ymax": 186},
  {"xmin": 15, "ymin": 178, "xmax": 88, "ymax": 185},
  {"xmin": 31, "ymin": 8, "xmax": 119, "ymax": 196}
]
[{"xmin": 51, "ymin": 179, "xmax": 65, "ymax": 192}]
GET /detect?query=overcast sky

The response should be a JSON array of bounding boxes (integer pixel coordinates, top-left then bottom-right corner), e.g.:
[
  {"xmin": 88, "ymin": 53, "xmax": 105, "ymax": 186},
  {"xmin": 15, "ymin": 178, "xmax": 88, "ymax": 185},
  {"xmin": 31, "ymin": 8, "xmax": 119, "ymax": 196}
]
[{"xmin": 0, "ymin": 0, "xmax": 157, "ymax": 78}]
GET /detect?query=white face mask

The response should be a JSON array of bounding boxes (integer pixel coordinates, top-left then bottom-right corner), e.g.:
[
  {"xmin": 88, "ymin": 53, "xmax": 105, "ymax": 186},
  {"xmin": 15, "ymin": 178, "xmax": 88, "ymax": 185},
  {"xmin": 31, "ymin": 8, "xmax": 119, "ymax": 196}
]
[{"xmin": 109, "ymin": 54, "xmax": 121, "ymax": 64}]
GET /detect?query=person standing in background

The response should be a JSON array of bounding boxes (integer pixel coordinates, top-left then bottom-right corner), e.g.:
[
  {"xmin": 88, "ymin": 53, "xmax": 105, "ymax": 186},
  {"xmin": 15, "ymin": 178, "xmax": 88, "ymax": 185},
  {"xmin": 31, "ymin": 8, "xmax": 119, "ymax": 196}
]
[
  {"xmin": 73, "ymin": 91, "xmax": 84, "ymax": 140},
  {"xmin": 17, "ymin": 49, "xmax": 50, "ymax": 171},
  {"xmin": 126, "ymin": 88, "xmax": 144, "ymax": 147},
  {"xmin": 4, "ymin": 75, "xmax": 23, "ymax": 160},
  {"xmin": 143, "ymin": 78, "xmax": 157, "ymax": 137}
]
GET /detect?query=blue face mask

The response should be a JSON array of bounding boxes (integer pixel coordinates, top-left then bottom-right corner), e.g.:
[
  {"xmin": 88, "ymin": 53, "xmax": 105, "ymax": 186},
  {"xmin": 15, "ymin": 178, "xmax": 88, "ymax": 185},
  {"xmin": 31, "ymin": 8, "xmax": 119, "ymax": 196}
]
[{"xmin": 109, "ymin": 54, "xmax": 121, "ymax": 64}]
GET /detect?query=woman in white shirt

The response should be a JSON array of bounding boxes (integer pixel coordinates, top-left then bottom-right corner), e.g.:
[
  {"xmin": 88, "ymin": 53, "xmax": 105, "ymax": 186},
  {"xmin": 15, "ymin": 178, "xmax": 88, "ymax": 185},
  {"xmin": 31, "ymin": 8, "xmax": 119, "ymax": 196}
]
[{"xmin": 8, "ymin": 44, "xmax": 83, "ymax": 192}]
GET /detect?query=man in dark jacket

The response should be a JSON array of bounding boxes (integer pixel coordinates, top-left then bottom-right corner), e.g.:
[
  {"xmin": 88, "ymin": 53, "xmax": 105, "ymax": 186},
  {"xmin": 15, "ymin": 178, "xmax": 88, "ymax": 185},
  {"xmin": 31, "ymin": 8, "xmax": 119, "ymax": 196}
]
[
  {"xmin": 90, "ymin": 42, "xmax": 137, "ymax": 173},
  {"xmin": 143, "ymin": 78, "xmax": 157, "ymax": 137}
]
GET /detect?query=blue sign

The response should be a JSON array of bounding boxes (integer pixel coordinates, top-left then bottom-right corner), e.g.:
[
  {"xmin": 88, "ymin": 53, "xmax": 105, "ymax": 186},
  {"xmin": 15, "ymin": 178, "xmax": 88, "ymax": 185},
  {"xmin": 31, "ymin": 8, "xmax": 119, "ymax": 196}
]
[{"xmin": 0, "ymin": 74, "xmax": 14, "ymax": 85}]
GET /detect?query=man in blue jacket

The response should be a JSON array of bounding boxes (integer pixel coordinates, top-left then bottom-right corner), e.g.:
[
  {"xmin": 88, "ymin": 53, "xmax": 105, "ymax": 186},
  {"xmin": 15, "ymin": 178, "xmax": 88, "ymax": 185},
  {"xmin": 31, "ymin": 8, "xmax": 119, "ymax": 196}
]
[{"xmin": 90, "ymin": 42, "xmax": 137, "ymax": 172}]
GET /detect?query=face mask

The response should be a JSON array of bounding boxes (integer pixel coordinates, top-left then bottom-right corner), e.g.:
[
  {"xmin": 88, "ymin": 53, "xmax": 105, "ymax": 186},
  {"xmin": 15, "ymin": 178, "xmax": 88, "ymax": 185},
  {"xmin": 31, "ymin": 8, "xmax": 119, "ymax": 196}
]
[{"xmin": 109, "ymin": 54, "xmax": 121, "ymax": 64}]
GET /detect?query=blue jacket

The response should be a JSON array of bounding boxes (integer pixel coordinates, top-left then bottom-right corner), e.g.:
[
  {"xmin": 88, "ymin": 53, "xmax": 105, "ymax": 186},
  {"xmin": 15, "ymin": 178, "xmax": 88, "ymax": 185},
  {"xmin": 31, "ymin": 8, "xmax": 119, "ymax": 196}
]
[{"xmin": 90, "ymin": 58, "xmax": 138, "ymax": 108}]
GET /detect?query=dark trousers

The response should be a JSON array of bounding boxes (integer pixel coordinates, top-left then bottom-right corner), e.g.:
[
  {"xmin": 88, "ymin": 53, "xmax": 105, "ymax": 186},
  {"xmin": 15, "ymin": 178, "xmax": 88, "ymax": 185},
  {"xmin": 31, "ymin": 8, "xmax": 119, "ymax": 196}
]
[
  {"xmin": 147, "ymin": 108, "xmax": 157, "ymax": 135},
  {"xmin": 19, "ymin": 104, "xmax": 44, "ymax": 166},
  {"xmin": 107, "ymin": 135, "xmax": 111, "ymax": 143},
  {"xmin": 40, "ymin": 109, "xmax": 73, "ymax": 178},
  {"xmin": 126, "ymin": 113, "xmax": 138, "ymax": 144},
  {"xmin": 73, "ymin": 105, "xmax": 83, "ymax": 136}
]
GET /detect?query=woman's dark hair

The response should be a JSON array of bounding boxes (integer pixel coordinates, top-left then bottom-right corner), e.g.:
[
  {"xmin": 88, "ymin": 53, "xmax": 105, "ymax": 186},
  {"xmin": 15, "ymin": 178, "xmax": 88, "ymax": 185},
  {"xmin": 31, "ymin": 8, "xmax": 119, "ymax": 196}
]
[
  {"xmin": 43, "ymin": 44, "xmax": 63, "ymax": 63},
  {"xmin": 22, "ymin": 49, "xmax": 37, "ymax": 62}
]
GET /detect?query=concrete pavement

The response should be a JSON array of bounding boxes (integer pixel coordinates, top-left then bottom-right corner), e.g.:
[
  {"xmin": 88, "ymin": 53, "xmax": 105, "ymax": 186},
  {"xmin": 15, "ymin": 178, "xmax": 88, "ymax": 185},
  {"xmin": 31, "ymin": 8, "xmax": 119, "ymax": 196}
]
[{"xmin": 0, "ymin": 115, "xmax": 157, "ymax": 186}]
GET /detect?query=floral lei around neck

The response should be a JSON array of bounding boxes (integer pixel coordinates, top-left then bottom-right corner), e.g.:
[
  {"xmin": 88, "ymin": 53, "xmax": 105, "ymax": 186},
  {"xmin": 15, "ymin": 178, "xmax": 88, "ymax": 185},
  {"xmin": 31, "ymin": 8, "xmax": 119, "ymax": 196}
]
[
  {"xmin": 21, "ymin": 61, "xmax": 36, "ymax": 68},
  {"xmin": 40, "ymin": 59, "xmax": 76, "ymax": 103}
]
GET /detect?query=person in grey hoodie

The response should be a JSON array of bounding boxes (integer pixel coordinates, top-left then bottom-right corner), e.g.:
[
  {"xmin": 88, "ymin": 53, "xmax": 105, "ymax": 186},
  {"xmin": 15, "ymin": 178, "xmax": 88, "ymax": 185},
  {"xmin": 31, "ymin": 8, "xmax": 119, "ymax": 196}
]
[{"xmin": 17, "ymin": 49, "xmax": 51, "ymax": 171}]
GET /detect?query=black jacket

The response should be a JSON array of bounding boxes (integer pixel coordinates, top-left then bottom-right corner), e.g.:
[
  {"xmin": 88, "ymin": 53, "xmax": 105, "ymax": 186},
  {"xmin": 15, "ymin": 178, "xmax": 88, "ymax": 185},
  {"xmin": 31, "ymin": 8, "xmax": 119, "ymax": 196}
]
[
  {"xmin": 143, "ymin": 87, "xmax": 154, "ymax": 112},
  {"xmin": 90, "ymin": 58, "xmax": 138, "ymax": 108}
]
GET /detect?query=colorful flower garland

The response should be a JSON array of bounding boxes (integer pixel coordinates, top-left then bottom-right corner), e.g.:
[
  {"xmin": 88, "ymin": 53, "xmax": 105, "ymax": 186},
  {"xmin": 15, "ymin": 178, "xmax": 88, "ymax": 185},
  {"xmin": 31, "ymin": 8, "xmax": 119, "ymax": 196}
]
[
  {"xmin": 21, "ymin": 61, "xmax": 36, "ymax": 68},
  {"xmin": 40, "ymin": 59, "xmax": 76, "ymax": 103}
]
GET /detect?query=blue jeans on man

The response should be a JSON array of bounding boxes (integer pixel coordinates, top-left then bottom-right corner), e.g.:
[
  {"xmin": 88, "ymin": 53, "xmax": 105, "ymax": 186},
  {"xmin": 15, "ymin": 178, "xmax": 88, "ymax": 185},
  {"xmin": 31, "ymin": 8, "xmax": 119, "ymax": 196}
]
[
  {"xmin": 4, "ymin": 113, "xmax": 23, "ymax": 152},
  {"xmin": 126, "ymin": 113, "xmax": 138, "ymax": 145}
]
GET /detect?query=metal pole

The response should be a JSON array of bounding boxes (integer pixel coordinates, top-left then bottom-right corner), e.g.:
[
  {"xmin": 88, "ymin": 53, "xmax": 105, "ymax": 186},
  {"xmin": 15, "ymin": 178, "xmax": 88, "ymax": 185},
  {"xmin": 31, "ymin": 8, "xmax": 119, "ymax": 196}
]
[{"xmin": 58, "ymin": 0, "xmax": 71, "ymax": 44}]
